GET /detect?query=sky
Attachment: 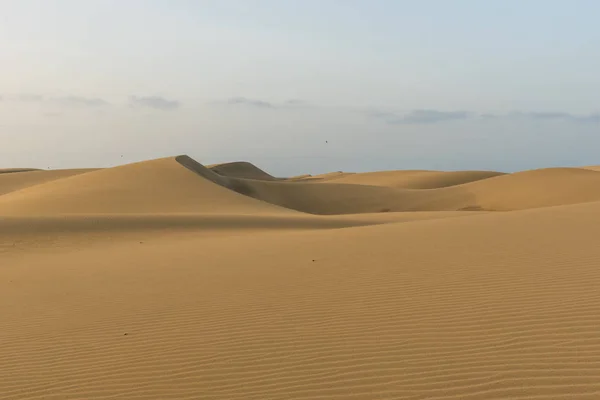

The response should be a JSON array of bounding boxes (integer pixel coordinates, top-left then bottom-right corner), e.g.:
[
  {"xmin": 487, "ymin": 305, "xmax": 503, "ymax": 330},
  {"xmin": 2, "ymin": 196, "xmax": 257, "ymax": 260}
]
[{"xmin": 1, "ymin": 0, "xmax": 599, "ymax": 176}]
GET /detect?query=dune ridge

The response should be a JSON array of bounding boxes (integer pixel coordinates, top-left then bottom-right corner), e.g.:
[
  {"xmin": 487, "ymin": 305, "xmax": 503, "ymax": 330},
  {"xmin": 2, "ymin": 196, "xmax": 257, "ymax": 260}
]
[
  {"xmin": 221, "ymin": 166, "xmax": 600, "ymax": 214},
  {"xmin": 209, "ymin": 161, "xmax": 277, "ymax": 181},
  {"xmin": 0, "ymin": 168, "xmax": 41, "ymax": 174},
  {"xmin": 0, "ymin": 168, "xmax": 96, "ymax": 196},
  {"xmin": 320, "ymin": 169, "xmax": 506, "ymax": 189},
  {"xmin": 0, "ymin": 157, "xmax": 290, "ymax": 215},
  {"xmin": 3, "ymin": 154, "xmax": 600, "ymax": 399},
  {"xmin": 3, "ymin": 157, "xmax": 600, "ymax": 215}
]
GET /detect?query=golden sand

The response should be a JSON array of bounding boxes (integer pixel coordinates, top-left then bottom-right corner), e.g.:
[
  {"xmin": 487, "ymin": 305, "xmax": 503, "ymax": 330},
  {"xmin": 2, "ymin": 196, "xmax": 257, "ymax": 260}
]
[{"xmin": 2, "ymin": 156, "xmax": 600, "ymax": 399}]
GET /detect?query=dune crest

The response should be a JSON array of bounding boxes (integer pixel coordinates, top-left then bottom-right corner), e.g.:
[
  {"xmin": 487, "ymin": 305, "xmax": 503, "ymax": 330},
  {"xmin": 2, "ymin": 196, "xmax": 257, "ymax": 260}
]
[
  {"xmin": 0, "ymin": 168, "xmax": 41, "ymax": 174},
  {"xmin": 212, "ymin": 166, "xmax": 600, "ymax": 214},
  {"xmin": 0, "ymin": 156, "xmax": 290, "ymax": 215},
  {"xmin": 323, "ymin": 169, "xmax": 506, "ymax": 189},
  {"xmin": 209, "ymin": 161, "xmax": 277, "ymax": 181},
  {"xmin": 0, "ymin": 168, "xmax": 96, "ymax": 196},
  {"xmin": 581, "ymin": 165, "xmax": 600, "ymax": 172},
  {"xmin": 3, "ymin": 157, "xmax": 600, "ymax": 216}
]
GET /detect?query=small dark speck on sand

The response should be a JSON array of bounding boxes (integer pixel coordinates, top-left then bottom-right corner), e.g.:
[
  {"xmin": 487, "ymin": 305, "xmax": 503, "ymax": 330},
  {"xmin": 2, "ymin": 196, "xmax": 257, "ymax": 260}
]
[{"xmin": 124, "ymin": 333, "xmax": 128, "ymax": 336}]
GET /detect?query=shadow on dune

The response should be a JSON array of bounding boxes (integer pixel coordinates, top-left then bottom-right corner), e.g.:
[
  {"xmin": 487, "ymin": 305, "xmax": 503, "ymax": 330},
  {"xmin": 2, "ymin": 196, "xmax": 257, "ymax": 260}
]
[
  {"xmin": 2, "ymin": 155, "xmax": 599, "ymax": 217},
  {"xmin": 176, "ymin": 155, "xmax": 600, "ymax": 215}
]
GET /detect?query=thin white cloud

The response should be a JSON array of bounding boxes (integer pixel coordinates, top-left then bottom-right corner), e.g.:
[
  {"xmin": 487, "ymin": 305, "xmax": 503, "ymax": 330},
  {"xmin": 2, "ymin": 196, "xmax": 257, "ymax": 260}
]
[
  {"xmin": 369, "ymin": 109, "xmax": 600, "ymax": 125},
  {"xmin": 4, "ymin": 94, "xmax": 109, "ymax": 107},
  {"xmin": 216, "ymin": 97, "xmax": 312, "ymax": 109},
  {"xmin": 53, "ymin": 96, "xmax": 109, "ymax": 107},
  {"xmin": 369, "ymin": 109, "xmax": 469, "ymax": 124},
  {"xmin": 129, "ymin": 96, "xmax": 180, "ymax": 110},
  {"xmin": 225, "ymin": 97, "xmax": 274, "ymax": 108},
  {"xmin": 509, "ymin": 111, "xmax": 600, "ymax": 124}
]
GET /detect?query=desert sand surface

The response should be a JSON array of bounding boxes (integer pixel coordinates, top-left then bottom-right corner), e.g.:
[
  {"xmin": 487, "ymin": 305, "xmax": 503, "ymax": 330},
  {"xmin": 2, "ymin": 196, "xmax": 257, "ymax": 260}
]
[{"xmin": 3, "ymin": 155, "xmax": 600, "ymax": 399}]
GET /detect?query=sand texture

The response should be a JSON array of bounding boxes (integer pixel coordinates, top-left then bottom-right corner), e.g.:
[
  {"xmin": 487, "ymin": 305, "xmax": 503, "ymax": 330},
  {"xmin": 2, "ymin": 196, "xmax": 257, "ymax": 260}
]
[{"xmin": 2, "ymin": 156, "xmax": 600, "ymax": 399}]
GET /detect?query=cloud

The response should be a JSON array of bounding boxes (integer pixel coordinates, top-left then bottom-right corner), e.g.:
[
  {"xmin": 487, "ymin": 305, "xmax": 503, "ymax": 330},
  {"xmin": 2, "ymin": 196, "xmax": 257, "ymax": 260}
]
[
  {"xmin": 370, "ymin": 109, "xmax": 469, "ymax": 124},
  {"xmin": 402, "ymin": 110, "xmax": 469, "ymax": 124},
  {"xmin": 576, "ymin": 114, "xmax": 600, "ymax": 124},
  {"xmin": 52, "ymin": 96, "xmax": 109, "ymax": 107},
  {"xmin": 527, "ymin": 111, "xmax": 575, "ymax": 120},
  {"xmin": 225, "ymin": 97, "xmax": 274, "ymax": 108},
  {"xmin": 369, "ymin": 108, "xmax": 600, "ymax": 125},
  {"xmin": 129, "ymin": 96, "xmax": 180, "ymax": 110},
  {"xmin": 216, "ymin": 97, "xmax": 312, "ymax": 109},
  {"xmin": 509, "ymin": 111, "xmax": 600, "ymax": 124},
  {"xmin": 5, "ymin": 94, "xmax": 109, "ymax": 107},
  {"xmin": 283, "ymin": 99, "xmax": 310, "ymax": 107}
]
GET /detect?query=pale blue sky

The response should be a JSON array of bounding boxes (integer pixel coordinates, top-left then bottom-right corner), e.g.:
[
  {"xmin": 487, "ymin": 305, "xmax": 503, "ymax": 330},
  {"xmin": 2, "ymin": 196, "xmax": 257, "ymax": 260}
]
[{"xmin": 1, "ymin": 0, "xmax": 599, "ymax": 175}]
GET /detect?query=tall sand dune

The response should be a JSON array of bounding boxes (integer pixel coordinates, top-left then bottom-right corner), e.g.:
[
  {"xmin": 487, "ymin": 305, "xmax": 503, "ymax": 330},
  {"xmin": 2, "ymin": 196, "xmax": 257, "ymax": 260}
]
[{"xmin": 0, "ymin": 156, "xmax": 290, "ymax": 215}]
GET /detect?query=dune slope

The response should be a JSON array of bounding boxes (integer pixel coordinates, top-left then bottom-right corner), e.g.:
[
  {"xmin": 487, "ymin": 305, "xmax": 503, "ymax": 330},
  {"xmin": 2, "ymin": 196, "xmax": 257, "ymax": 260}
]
[
  {"xmin": 3, "ymin": 157, "xmax": 600, "ymax": 217},
  {"xmin": 326, "ymin": 169, "xmax": 506, "ymax": 189},
  {"xmin": 209, "ymin": 161, "xmax": 277, "ymax": 181},
  {"xmin": 226, "ymin": 166, "xmax": 600, "ymax": 214},
  {"xmin": 4, "ymin": 156, "xmax": 600, "ymax": 399},
  {"xmin": 581, "ymin": 165, "xmax": 600, "ymax": 172},
  {"xmin": 462, "ymin": 167, "xmax": 600, "ymax": 210},
  {"xmin": 0, "ymin": 157, "xmax": 291, "ymax": 215},
  {"xmin": 2, "ymin": 200, "xmax": 600, "ymax": 399},
  {"xmin": 0, "ymin": 169, "xmax": 95, "ymax": 196}
]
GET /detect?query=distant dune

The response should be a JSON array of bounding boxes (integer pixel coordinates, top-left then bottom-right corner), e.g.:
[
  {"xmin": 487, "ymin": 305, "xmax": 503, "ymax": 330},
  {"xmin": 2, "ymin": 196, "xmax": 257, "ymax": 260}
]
[
  {"xmin": 215, "ymin": 165, "xmax": 600, "ymax": 214},
  {"xmin": 0, "ymin": 168, "xmax": 41, "ymax": 174},
  {"xmin": 6, "ymin": 161, "xmax": 600, "ymax": 215},
  {"xmin": 0, "ymin": 168, "xmax": 97, "ymax": 196},
  {"xmin": 3, "ymin": 155, "xmax": 600, "ymax": 399},
  {"xmin": 581, "ymin": 165, "xmax": 600, "ymax": 172},
  {"xmin": 319, "ymin": 169, "xmax": 506, "ymax": 189},
  {"xmin": 209, "ymin": 161, "xmax": 277, "ymax": 180}
]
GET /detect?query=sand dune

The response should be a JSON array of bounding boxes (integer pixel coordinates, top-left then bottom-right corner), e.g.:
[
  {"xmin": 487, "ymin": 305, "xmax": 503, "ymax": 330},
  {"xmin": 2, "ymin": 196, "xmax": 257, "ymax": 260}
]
[
  {"xmin": 0, "ymin": 157, "xmax": 289, "ymax": 215},
  {"xmin": 3, "ymin": 155, "xmax": 600, "ymax": 399},
  {"xmin": 323, "ymin": 169, "xmax": 505, "ymax": 189},
  {"xmin": 2, "ymin": 158, "xmax": 600, "ymax": 216},
  {"xmin": 581, "ymin": 165, "xmax": 600, "ymax": 172},
  {"xmin": 209, "ymin": 161, "xmax": 277, "ymax": 181},
  {"xmin": 293, "ymin": 170, "xmax": 356, "ymax": 182},
  {"xmin": 0, "ymin": 168, "xmax": 96, "ymax": 196},
  {"xmin": 462, "ymin": 167, "xmax": 600, "ymax": 210},
  {"xmin": 0, "ymin": 168, "xmax": 41, "ymax": 174},
  {"xmin": 215, "ymin": 166, "xmax": 600, "ymax": 214}
]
